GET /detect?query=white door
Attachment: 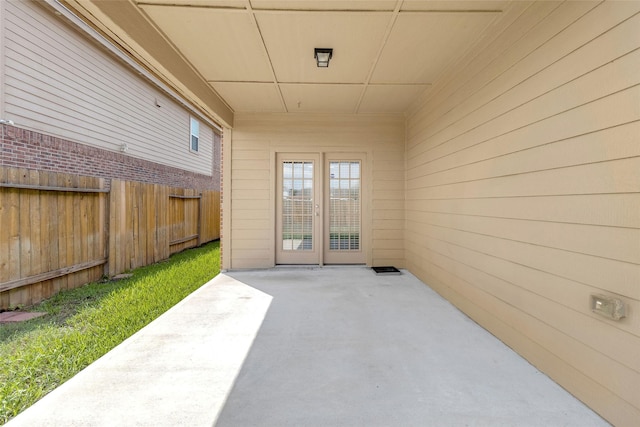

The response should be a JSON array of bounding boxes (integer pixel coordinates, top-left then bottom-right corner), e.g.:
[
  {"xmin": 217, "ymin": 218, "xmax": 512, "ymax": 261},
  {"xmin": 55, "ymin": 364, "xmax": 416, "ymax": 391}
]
[
  {"xmin": 323, "ymin": 155, "xmax": 365, "ymax": 264},
  {"xmin": 276, "ymin": 153, "xmax": 321, "ymax": 264}
]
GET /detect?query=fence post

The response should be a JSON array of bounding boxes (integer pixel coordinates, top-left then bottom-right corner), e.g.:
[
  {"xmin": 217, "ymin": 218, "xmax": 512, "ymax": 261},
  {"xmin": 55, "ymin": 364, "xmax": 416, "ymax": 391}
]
[
  {"xmin": 197, "ymin": 193, "xmax": 202, "ymax": 246},
  {"xmin": 101, "ymin": 178, "xmax": 110, "ymax": 277},
  {"xmin": 108, "ymin": 179, "xmax": 126, "ymax": 277}
]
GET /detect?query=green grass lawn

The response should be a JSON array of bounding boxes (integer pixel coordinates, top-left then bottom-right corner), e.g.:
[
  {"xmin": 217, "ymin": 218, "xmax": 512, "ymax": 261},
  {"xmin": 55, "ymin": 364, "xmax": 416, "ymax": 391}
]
[{"xmin": 0, "ymin": 241, "xmax": 220, "ymax": 424}]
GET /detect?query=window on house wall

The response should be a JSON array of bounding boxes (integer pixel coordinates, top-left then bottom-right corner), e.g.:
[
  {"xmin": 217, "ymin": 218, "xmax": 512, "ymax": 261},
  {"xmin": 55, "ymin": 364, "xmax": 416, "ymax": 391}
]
[{"xmin": 190, "ymin": 117, "xmax": 199, "ymax": 152}]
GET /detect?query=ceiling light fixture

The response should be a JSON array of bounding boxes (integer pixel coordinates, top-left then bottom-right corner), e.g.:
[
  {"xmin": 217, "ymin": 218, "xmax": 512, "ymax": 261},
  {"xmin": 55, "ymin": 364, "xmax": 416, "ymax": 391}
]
[{"xmin": 314, "ymin": 48, "xmax": 333, "ymax": 68}]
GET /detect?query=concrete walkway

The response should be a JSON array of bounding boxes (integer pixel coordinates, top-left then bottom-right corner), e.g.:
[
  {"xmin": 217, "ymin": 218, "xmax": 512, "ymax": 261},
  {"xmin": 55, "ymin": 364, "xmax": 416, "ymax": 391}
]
[{"xmin": 6, "ymin": 268, "xmax": 608, "ymax": 426}]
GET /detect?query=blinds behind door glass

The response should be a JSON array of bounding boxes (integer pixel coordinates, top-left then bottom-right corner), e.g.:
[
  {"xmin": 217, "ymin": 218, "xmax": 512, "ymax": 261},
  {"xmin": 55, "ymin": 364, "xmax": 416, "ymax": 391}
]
[
  {"xmin": 329, "ymin": 161, "xmax": 360, "ymax": 251},
  {"xmin": 282, "ymin": 161, "xmax": 313, "ymax": 251}
]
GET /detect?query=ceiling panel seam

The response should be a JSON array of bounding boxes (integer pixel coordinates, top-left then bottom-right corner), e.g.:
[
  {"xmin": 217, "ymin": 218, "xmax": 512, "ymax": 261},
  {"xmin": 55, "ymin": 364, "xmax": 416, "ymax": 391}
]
[
  {"xmin": 354, "ymin": 0, "xmax": 404, "ymax": 114},
  {"xmin": 137, "ymin": 2, "xmax": 247, "ymax": 11},
  {"xmin": 245, "ymin": 0, "xmax": 287, "ymax": 112}
]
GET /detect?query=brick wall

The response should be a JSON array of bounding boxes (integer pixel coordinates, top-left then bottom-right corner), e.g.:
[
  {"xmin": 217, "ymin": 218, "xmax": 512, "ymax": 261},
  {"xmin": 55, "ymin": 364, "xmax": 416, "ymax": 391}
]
[{"xmin": 1, "ymin": 124, "xmax": 221, "ymax": 191}]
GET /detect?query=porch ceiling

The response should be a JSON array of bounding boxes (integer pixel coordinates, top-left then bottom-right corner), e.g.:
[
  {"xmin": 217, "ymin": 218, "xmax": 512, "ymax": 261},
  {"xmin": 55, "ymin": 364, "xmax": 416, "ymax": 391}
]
[{"xmin": 60, "ymin": 0, "xmax": 515, "ymax": 120}]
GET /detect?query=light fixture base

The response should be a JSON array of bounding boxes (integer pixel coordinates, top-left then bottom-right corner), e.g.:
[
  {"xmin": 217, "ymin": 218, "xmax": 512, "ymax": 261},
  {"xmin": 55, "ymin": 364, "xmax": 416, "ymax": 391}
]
[{"xmin": 314, "ymin": 48, "xmax": 333, "ymax": 68}]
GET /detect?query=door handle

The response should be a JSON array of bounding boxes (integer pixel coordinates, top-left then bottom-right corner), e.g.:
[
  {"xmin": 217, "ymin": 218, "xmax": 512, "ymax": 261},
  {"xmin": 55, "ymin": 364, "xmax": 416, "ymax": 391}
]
[{"xmin": 315, "ymin": 204, "xmax": 320, "ymax": 216}]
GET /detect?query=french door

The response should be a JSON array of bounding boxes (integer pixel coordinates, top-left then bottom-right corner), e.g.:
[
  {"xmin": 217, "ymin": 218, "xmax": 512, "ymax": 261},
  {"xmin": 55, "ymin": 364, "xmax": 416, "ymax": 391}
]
[
  {"xmin": 276, "ymin": 153, "xmax": 321, "ymax": 264},
  {"xmin": 276, "ymin": 152, "xmax": 365, "ymax": 265}
]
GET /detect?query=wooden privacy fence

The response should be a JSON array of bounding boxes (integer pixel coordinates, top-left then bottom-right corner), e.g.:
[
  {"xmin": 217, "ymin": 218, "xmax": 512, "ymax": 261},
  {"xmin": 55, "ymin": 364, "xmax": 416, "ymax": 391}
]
[
  {"xmin": 107, "ymin": 180, "xmax": 220, "ymax": 276},
  {"xmin": 0, "ymin": 167, "xmax": 220, "ymax": 309}
]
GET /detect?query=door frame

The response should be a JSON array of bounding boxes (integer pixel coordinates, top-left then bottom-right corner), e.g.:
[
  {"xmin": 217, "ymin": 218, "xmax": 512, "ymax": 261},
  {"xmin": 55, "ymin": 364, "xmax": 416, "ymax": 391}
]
[{"xmin": 272, "ymin": 150, "xmax": 370, "ymax": 266}]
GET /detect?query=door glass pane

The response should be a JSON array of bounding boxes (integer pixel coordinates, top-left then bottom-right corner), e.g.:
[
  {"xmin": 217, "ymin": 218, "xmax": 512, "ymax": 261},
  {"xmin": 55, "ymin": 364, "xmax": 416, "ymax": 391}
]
[
  {"xmin": 282, "ymin": 161, "xmax": 313, "ymax": 251},
  {"xmin": 329, "ymin": 161, "xmax": 360, "ymax": 251}
]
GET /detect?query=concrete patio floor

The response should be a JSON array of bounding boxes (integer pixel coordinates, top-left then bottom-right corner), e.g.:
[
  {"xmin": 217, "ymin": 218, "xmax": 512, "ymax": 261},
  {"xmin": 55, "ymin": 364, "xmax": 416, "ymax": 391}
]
[{"xmin": 6, "ymin": 267, "xmax": 608, "ymax": 426}]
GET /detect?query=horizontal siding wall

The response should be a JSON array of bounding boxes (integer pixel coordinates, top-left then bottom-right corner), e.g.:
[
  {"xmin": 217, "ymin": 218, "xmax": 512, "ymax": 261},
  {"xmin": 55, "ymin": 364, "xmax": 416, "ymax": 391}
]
[
  {"xmin": 2, "ymin": 0, "xmax": 213, "ymax": 177},
  {"xmin": 229, "ymin": 113, "xmax": 404, "ymax": 269},
  {"xmin": 405, "ymin": 1, "xmax": 640, "ymax": 426}
]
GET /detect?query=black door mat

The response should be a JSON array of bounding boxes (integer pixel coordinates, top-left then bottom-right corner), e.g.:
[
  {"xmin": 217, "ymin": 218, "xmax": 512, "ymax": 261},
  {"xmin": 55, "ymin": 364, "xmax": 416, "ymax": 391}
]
[{"xmin": 372, "ymin": 266, "xmax": 401, "ymax": 275}]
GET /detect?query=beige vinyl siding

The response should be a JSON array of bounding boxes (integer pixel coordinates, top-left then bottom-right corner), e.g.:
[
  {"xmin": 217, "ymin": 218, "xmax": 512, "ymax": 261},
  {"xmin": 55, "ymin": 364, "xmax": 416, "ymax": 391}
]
[
  {"xmin": 405, "ymin": 1, "xmax": 640, "ymax": 426},
  {"xmin": 2, "ymin": 0, "xmax": 213, "ymax": 176},
  {"xmin": 228, "ymin": 113, "xmax": 404, "ymax": 269}
]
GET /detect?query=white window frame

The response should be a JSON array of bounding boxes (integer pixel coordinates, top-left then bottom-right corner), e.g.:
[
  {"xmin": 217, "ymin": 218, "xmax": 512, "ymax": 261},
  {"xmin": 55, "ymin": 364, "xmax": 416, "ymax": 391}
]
[{"xmin": 190, "ymin": 116, "xmax": 199, "ymax": 153}]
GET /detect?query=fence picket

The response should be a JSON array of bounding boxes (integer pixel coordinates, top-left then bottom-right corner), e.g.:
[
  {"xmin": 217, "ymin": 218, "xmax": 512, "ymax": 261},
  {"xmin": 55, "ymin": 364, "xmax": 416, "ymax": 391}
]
[{"xmin": 17, "ymin": 169, "xmax": 33, "ymax": 305}]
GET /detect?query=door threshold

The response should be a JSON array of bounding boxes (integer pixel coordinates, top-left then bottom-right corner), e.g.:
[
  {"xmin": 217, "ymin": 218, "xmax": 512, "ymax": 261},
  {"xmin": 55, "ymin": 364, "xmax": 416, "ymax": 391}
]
[
  {"xmin": 275, "ymin": 264, "xmax": 320, "ymax": 268},
  {"xmin": 275, "ymin": 264, "xmax": 366, "ymax": 268}
]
